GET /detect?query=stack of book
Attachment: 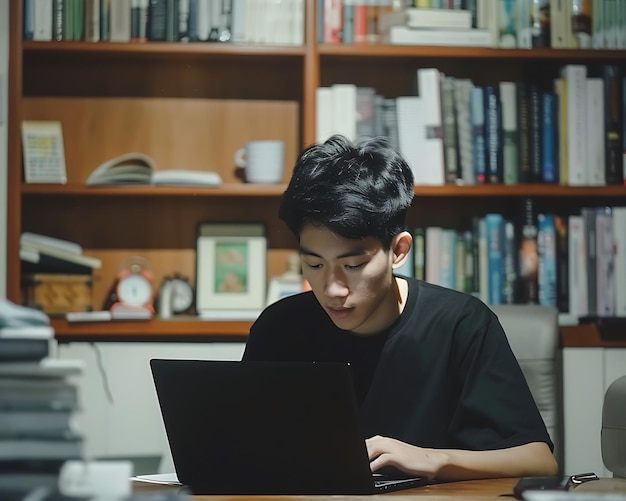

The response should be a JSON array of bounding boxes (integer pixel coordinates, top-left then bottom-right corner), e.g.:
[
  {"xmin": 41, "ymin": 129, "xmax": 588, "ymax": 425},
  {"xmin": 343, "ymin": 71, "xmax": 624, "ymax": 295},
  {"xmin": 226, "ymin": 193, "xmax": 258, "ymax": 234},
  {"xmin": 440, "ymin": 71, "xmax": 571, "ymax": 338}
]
[
  {"xmin": 20, "ymin": 232, "xmax": 101, "ymax": 276},
  {"xmin": 0, "ymin": 320, "xmax": 85, "ymax": 492}
]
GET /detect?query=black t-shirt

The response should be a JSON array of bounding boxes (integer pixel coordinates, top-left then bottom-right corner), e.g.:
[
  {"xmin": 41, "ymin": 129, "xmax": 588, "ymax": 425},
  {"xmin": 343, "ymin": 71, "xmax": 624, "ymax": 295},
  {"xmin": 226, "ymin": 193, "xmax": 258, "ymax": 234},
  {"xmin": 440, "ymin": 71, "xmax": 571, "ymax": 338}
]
[{"xmin": 243, "ymin": 277, "xmax": 553, "ymax": 452}]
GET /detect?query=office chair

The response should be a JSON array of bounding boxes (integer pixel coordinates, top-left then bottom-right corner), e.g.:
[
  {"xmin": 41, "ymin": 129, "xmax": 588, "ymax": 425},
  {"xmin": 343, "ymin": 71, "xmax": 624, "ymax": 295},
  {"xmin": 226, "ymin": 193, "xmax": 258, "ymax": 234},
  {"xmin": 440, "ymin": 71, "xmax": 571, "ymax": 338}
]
[
  {"xmin": 602, "ymin": 375, "xmax": 626, "ymax": 479},
  {"xmin": 490, "ymin": 305, "xmax": 562, "ymax": 469}
]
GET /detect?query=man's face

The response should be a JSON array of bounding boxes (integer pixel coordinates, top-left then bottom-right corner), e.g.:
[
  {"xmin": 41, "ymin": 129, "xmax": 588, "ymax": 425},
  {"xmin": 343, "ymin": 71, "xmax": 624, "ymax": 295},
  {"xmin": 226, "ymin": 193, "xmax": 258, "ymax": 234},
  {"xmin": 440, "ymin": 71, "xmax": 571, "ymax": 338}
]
[{"xmin": 299, "ymin": 223, "xmax": 401, "ymax": 336}]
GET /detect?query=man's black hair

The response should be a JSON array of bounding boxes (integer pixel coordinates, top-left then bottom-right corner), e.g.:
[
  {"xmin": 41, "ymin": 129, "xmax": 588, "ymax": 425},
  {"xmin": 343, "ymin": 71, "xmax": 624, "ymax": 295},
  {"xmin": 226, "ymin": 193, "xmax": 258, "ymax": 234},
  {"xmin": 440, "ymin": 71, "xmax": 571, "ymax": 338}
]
[{"xmin": 279, "ymin": 134, "xmax": 415, "ymax": 248}]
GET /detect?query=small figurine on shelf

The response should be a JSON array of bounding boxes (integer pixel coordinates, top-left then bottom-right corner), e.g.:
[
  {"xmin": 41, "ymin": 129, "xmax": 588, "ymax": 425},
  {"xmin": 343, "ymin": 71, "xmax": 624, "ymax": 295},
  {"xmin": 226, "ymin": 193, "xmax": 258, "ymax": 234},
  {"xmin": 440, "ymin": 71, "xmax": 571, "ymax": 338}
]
[{"xmin": 266, "ymin": 253, "xmax": 309, "ymax": 307}]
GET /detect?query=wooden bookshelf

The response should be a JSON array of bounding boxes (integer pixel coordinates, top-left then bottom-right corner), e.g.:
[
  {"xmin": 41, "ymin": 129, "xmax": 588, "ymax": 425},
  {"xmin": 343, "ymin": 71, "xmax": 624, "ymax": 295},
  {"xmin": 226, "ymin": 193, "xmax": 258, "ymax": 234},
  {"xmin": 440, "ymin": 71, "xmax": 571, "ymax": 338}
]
[{"xmin": 7, "ymin": 2, "xmax": 626, "ymax": 339}]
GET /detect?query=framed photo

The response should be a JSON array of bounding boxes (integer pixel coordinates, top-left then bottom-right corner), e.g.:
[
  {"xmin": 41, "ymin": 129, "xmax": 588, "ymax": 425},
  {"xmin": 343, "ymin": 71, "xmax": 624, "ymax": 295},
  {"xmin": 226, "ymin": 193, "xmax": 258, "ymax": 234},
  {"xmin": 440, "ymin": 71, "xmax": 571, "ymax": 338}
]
[
  {"xmin": 21, "ymin": 120, "xmax": 68, "ymax": 184},
  {"xmin": 196, "ymin": 223, "xmax": 267, "ymax": 314}
]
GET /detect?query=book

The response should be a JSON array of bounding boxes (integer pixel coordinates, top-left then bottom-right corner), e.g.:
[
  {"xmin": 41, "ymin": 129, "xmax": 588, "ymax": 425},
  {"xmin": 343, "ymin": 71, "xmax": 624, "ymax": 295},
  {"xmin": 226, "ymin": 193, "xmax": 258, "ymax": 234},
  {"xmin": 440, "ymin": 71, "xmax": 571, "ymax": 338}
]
[
  {"xmin": 499, "ymin": 81, "xmax": 518, "ymax": 185},
  {"xmin": 586, "ymin": 78, "xmax": 606, "ymax": 186},
  {"xmin": 0, "ymin": 377, "xmax": 78, "ymax": 411},
  {"xmin": 20, "ymin": 244, "xmax": 101, "ymax": 271},
  {"xmin": 568, "ymin": 215, "xmax": 588, "ymax": 318},
  {"xmin": 595, "ymin": 207, "xmax": 615, "ymax": 317},
  {"xmin": 385, "ymin": 26, "xmax": 494, "ymax": 47},
  {"xmin": 20, "ymin": 232, "xmax": 82, "ymax": 257},
  {"xmin": 0, "ymin": 409, "xmax": 77, "ymax": 438},
  {"xmin": 0, "ymin": 358, "xmax": 84, "ymax": 379},
  {"xmin": 86, "ymin": 152, "xmax": 222, "ymax": 187},
  {"xmin": 613, "ymin": 207, "xmax": 626, "ymax": 317},
  {"xmin": 561, "ymin": 64, "xmax": 588, "ymax": 186},
  {"xmin": 0, "ymin": 435, "xmax": 82, "ymax": 460},
  {"xmin": 518, "ymin": 198, "xmax": 538, "ymax": 304},
  {"xmin": 378, "ymin": 7, "xmax": 473, "ymax": 31},
  {"xmin": 485, "ymin": 213, "xmax": 504, "ymax": 305},
  {"xmin": 471, "ymin": 86, "xmax": 486, "ymax": 184},
  {"xmin": 0, "ymin": 338, "xmax": 50, "ymax": 362},
  {"xmin": 537, "ymin": 213, "xmax": 557, "ymax": 307},
  {"xmin": 603, "ymin": 64, "xmax": 623, "ymax": 185}
]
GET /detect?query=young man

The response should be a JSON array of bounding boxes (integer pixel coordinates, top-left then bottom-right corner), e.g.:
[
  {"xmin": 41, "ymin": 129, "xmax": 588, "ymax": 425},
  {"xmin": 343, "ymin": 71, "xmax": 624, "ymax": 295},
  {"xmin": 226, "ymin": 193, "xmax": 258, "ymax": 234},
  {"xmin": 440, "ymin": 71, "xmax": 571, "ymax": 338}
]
[{"xmin": 242, "ymin": 135, "xmax": 558, "ymax": 481}]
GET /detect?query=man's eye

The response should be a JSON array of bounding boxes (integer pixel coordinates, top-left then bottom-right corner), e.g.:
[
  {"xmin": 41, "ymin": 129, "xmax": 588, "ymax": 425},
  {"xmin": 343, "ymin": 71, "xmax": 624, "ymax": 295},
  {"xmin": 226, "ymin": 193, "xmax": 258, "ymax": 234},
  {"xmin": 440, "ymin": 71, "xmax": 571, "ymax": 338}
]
[
  {"xmin": 305, "ymin": 262, "xmax": 322, "ymax": 270},
  {"xmin": 345, "ymin": 263, "xmax": 365, "ymax": 270}
]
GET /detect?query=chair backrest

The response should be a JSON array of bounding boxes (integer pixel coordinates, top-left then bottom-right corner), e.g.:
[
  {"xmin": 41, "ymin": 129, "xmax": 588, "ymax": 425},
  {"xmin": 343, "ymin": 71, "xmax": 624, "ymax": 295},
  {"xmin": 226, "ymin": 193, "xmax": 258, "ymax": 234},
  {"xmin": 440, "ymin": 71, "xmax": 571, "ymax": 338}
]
[
  {"xmin": 490, "ymin": 305, "xmax": 562, "ymax": 467},
  {"xmin": 602, "ymin": 375, "xmax": 626, "ymax": 479}
]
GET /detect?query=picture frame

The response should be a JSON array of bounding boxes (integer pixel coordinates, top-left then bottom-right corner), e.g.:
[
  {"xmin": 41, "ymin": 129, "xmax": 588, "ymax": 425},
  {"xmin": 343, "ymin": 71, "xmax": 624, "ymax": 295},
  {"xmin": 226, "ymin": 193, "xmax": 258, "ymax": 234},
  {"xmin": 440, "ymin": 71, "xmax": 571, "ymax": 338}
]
[
  {"xmin": 195, "ymin": 223, "xmax": 267, "ymax": 315},
  {"xmin": 21, "ymin": 120, "xmax": 68, "ymax": 184}
]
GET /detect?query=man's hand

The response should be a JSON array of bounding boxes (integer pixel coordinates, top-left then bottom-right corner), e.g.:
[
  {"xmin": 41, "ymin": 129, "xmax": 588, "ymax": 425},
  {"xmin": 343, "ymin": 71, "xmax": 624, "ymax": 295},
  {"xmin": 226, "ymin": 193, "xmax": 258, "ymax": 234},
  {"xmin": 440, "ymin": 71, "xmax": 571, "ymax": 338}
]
[
  {"xmin": 365, "ymin": 435, "xmax": 447, "ymax": 480},
  {"xmin": 366, "ymin": 436, "xmax": 558, "ymax": 481}
]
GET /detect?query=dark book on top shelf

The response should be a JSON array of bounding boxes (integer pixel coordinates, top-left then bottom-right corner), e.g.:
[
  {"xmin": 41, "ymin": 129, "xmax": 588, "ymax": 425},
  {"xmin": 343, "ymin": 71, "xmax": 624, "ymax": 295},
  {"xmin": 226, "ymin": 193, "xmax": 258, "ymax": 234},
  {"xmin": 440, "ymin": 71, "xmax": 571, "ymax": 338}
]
[{"xmin": 603, "ymin": 64, "xmax": 624, "ymax": 185}]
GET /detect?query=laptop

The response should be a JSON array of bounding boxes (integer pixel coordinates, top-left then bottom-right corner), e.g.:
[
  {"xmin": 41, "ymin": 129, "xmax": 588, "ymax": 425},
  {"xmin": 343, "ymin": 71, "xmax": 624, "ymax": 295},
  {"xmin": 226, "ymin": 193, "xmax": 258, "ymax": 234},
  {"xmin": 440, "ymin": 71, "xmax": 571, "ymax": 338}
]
[{"xmin": 150, "ymin": 359, "xmax": 428, "ymax": 495}]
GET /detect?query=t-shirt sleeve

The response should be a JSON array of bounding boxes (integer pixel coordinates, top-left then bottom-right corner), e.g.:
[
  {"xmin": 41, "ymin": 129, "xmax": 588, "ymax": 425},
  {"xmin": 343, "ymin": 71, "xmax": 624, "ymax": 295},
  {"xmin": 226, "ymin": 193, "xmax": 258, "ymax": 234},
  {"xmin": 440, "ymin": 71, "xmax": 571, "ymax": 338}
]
[{"xmin": 449, "ymin": 306, "xmax": 554, "ymax": 451}]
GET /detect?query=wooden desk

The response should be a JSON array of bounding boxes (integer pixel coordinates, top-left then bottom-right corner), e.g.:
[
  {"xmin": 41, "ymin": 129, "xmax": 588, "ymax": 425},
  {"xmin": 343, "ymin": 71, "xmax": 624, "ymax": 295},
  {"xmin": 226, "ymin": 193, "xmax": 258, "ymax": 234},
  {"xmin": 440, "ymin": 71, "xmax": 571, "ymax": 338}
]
[{"xmin": 134, "ymin": 477, "xmax": 519, "ymax": 500}]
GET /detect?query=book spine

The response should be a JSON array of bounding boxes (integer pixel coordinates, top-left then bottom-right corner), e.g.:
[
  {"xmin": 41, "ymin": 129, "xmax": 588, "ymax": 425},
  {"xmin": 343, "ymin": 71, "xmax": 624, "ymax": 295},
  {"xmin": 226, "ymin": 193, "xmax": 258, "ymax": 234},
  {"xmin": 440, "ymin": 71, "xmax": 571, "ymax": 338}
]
[
  {"xmin": 562, "ymin": 64, "xmax": 588, "ymax": 186},
  {"xmin": 554, "ymin": 214, "xmax": 569, "ymax": 313},
  {"xmin": 603, "ymin": 64, "xmax": 624, "ymax": 185},
  {"xmin": 471, "ymin": 86, "xmax": 487, "ymax": 184},
  {"xmin": 586, "ymin": 78, "xmax": 606, "ymax": 186},
  {"xmin": 537, "ymin": 213, "xmax": 557, "ymax": 307},
  {"xmin": 595, "ymin": 206, "xmax": 615, "ymax": 317},
  {"xmin": 0, "ymin": 338, "xmax": 50, "ymax": 362},
  {"xmin": 518, "ymin": 197, "xmax": 538, "ymax": 304},
  {"xmin": 516, "ymin": 81, "xmax": 531, "ymax": 183},
  {"xmin": 529, "ymin": 85, "xmax": 542, "ymax": 183},
  {"xmin": 454, "ymin": 79, "xmax": 475, "ymax": 185},
  {"xmin": 568, "ymin": 215, "xmax": 588, "ymax": 317},
  {"xmin": 541, "ymin": 91, "xmax": 559, "ymax": 184},
  {"xmin": 582, "ymin": 207, "xmax": 597, "ymax": 315},
  {"xmin": 441, "ymin": 76, "xmax": 460, "ymax": 184},
  {"xmin": 414, "ymin": 228, "xmax": 425, "ymax": 281},
  {"xmin": 503, "ymin": 220, "xmax": 517, "ymax": 304},
  {"xmin": 484, "ymin": 85, "xmax": 502, "ymax": 184},
  {"xmin": 486, "ymin": 213, "xmax": 504, "ymax": 305},
  {"xmin": 499, "ymin": 81, "xmax": 519, "ymax": 185},
  {"xmin": 613, "ymin": 207, "xmax": 626, "ymax": 316}
]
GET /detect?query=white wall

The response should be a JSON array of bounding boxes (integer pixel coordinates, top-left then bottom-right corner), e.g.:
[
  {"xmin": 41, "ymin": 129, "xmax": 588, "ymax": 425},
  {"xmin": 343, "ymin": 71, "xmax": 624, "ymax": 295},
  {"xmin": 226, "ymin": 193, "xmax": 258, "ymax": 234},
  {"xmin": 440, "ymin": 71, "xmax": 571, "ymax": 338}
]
[
  {"xmin": 56, "ymin": 341, "xmax": 246, "ymax": 474},
  {"xmin": 0, "ymin": 0, "xmax": 9, "ymax": 299}
]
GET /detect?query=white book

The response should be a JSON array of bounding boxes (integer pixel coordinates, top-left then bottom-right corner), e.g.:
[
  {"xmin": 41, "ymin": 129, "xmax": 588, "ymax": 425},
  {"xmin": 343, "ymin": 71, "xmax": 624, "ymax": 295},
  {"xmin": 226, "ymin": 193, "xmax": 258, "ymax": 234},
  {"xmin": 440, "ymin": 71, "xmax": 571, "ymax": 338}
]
[
  {"xmin": 561, "ymin": 65, "xmax": 588, "ymax": 186},
  {"xmin": 385, "ymin": 26, "xmax": 494, "ymax": 47},
  {"xmin": 613, "ymin": 207, "xmax": 626, "ymax": 316},
  {"xmin": 595, "ymin": 207, "xmax": 615, "ymax": 317},
  {"xmin": 585, "ymin": 78, "xmax": 605, "ymax": 186},
  {"xmin": 568, "ymin": 215, "xmax": 588, "ymax": 317},
  {"xmin": 196, "ymin": 0, "xmax": 213, "ymax": 41},
  {"xmin": 410, "ymin": 8, "xmax": 472, "ymax": 29},
  {"xmin": 230, "ymin": 0, "xmax": 247, "ymax": 43},
  {"xmin": 21, "ymin": 232, "xmax": 83, "ymax": 256},
  {"xmin": 109, "ymin": 0, "xmax": 131, "ymax": 42},
  {"xmin": 0, "ymin": 325, "xmax": 54, "ymax": 339},
  {"xmin": 290, "ymin": 0, "xmax": 305, "ymax": 45},
  {"xmin": 316, "ymin": 87, "xmax": 334, "ymax": 143},
  {"xmin": 331, "ymin": 84, "xmax": 357, "ymax": 142},
  {"xmin": 33, "ymin": 0, "xmax": 53, "ymax": 41},
  {"xmin": 425, "ymin": 227, "xmax": 442, "ymax": 286},
  {"xmin": 592, "ymin": 0, "xmax": 605, "ymax": 48},
  {"xmin": 20, "ymin": 243, "xmax": 102, "ymax": 270},
  {"xmin": 417, "ymin": 68, "xmax": 445, "ymax": 185},
  {"xmin": 549, "ymin": 0, "xmax": 568, "ymax": 48},
  {"xmin": 396, "ymin": 96, "xmax": 444, "ymax": 186}
]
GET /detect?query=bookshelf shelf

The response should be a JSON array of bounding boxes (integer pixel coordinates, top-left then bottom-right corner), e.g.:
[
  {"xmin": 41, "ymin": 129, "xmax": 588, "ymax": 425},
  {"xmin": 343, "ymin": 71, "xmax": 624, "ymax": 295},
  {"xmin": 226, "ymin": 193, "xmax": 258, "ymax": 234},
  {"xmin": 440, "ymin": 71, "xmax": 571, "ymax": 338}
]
[{"xmin": 21, "ymin": 183, "xmax": 626, "ymax": 198}]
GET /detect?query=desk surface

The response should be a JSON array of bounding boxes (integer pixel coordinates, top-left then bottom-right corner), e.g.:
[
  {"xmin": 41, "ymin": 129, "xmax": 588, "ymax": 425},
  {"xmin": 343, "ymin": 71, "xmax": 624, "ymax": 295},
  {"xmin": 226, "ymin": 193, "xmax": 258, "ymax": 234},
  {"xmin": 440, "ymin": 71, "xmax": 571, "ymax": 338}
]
[{"xmin": 134, "ymin": 477, "xmax": 519, "ymax": 500}]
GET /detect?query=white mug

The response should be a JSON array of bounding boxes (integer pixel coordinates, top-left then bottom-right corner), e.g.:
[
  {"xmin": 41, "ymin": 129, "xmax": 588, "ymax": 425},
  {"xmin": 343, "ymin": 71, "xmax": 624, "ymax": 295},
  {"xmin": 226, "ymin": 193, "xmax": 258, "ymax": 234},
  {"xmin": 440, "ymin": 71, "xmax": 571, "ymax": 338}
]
[{"xmin": 234, "ymin": 140, "xmax": 285, "ymax": 184}]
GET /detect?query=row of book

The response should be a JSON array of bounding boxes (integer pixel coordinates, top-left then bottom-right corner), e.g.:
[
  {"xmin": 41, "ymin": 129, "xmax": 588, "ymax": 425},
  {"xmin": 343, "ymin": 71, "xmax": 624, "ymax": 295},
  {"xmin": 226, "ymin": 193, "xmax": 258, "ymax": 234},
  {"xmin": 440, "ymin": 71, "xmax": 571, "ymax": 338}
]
[
  {"xmin": 321, "ymin": 0, "xmax": 626, "ymax": 50},
  {"xmin": 316, "ymin": 63, "xmax": 626, "ymax": 186},
  {"xmin": 24, "ymin": 0, "xmax": 305, "ymax": 46},
  {"xmin": 407, "ymin": 202, "xmax": 626, "ymax": 319},
  {"xmin": 19, "ymin": 232, "xmax": 101, "ymax": 276},
  {"xmin": 0, "ymin": 305, "xmax": 84, "ymax": 491}
]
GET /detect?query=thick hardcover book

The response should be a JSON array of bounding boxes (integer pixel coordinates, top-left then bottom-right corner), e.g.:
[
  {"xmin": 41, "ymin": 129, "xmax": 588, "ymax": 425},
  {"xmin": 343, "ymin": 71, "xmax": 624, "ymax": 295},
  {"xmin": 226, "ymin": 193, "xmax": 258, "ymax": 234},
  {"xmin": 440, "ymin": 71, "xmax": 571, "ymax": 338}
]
[
  {"xmin": 518, "ymin": 197, "xmax": 538, "ymax": 304},
  {"xmin": 561, "ymin": 64, "xmax": 588, "ymax": 186},
  {"xmin": 20, "ymin": 249, "xmax": 95, "ymax": 275},
  {"xmin": 0, "ymin": 409, "xmax": 76, "ymax": 437},
  {"xmin": 417, "ymin": 68, "xmax": 445, "ymax": 185},
  {"xmin": 0, "ymin": 435, "xmax": 82, "ymax": 460},
  {"xmin": 537, "ymin": 213, "xmax": 557, "ymax": 307},
  {"xmin": 484, "ymin": 86, "xmax": 503, "ymax": 184},
  {"xmin": 603, "ymin": 64, "xmax": 624, "ymax": 185},
  {"xmin": 454, "ymin": 79, "xmax": 475, "ymax": 185},
  {"xmin": 148, "ymin": 0, "xmax": 167, "ymax": 40},
  {"xmin": 386, "ymin": 26, "xmax": 493, "ymax": 47}
]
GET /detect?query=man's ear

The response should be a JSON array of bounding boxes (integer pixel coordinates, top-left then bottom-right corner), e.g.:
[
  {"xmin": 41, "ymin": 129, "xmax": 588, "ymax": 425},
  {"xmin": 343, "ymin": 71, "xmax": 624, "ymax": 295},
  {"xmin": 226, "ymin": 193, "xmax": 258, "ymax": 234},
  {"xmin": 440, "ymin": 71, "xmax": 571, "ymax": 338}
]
[{"xmin": 391, "ymin": 231, "xmax": 413, "ymax": 269}]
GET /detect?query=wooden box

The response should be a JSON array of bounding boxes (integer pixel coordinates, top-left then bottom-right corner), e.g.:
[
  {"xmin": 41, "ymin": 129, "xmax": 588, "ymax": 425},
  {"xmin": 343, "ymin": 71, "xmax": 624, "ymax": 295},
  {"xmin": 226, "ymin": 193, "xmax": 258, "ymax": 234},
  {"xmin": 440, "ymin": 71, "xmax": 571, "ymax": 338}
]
[{"xmin": 22, "ymin": 274, "xmax": 93, "ymax": 315}]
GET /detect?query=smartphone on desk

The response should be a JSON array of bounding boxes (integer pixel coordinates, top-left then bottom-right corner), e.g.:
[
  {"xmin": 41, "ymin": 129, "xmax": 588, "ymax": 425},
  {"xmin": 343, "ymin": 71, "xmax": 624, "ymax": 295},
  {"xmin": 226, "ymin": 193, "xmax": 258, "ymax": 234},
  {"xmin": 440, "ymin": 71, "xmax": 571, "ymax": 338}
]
[{"xmin": 513, "ymin": 473, "xmax": 599, "ymax": 499}]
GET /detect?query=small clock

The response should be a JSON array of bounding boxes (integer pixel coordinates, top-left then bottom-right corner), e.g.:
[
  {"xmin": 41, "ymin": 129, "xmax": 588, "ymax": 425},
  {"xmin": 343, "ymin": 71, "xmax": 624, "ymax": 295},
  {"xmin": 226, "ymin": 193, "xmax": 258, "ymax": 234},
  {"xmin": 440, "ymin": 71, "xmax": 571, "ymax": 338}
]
[
  {"xmin": 169, "ymin": 274, "xmax": 195, "ymax": 315},
  {"xmin": 110, "ymin": 256, "xmax": 155, "ymax": 315}
]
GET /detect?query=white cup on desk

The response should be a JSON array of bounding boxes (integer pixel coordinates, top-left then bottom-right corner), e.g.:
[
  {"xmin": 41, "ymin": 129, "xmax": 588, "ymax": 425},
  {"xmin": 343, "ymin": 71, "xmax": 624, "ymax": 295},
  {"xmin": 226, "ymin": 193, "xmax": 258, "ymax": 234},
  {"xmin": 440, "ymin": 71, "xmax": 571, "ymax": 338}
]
[{"xmin": 234, "ymin": 140, "xmax": 285, "ymax": 184}]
